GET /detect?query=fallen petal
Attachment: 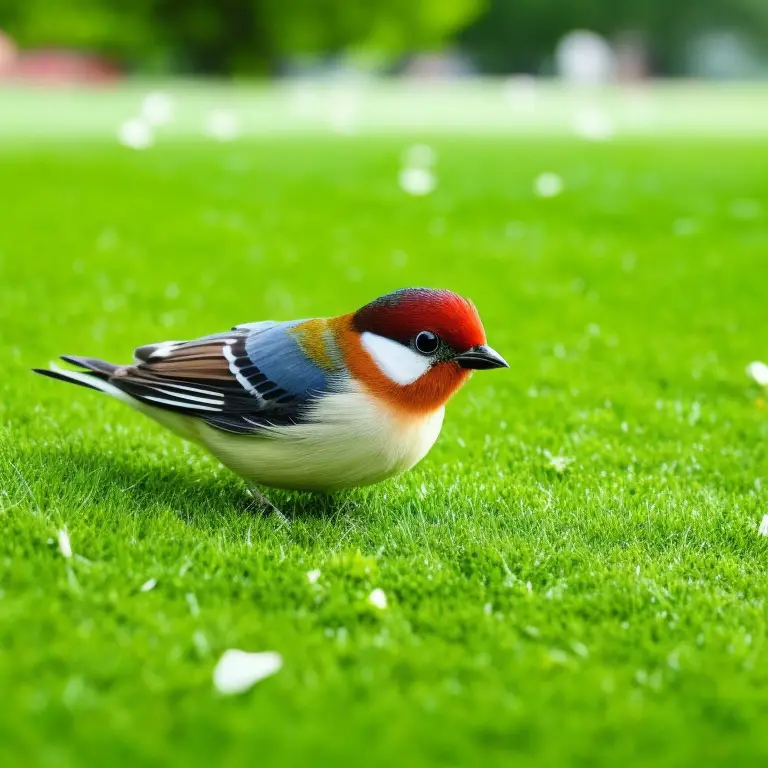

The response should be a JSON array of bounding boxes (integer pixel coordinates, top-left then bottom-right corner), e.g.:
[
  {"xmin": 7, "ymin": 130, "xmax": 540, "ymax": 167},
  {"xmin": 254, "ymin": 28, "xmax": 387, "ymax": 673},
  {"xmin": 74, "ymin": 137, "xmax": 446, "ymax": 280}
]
[
  {"xmin": 368, "ymin": 588, "xmax": 388, "ymax": 610},
  {"xmin": 399, "ymin": 167, "xmax": 436, "ymax": 196},
  {"xmin": 57, "ymin": 529, "xmax": 72, "ymax": 559},
  {"xmin": 534, "ymin": 172, "xmax": 564, "ymax": 198},
  {"xmin": 746, "ymin": 361, "xmax": 768, "ymax": 387},
  {"xmin": 213, "ymin": 650, "xmax": 283, "ymax": 695},
  {"xmin": 118, "ymin": 118, "xmax": 153, "ymax": 150}
]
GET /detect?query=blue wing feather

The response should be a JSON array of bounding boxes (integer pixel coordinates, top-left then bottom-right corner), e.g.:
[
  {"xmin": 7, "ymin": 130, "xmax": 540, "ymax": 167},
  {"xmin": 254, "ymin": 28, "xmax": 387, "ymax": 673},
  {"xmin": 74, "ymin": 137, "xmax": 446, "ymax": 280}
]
[
  {"xmin": 232, "ymin": 320, "xmax": 282, "ymax": 334},
  {"xmin": 243, "ymin": 322, "xmax": 330, "ymax": 401},
  {"xmin": 102, "ymin": 320, "xmax": 342, "ymax": 435}
]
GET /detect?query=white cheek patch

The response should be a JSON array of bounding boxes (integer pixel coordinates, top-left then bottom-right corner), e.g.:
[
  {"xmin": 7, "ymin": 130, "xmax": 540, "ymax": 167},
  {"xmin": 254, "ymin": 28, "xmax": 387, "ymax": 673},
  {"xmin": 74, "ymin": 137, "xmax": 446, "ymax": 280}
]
[{"xmin": 361, "ymin": 332, "xmax": 431, "ymax": 386}]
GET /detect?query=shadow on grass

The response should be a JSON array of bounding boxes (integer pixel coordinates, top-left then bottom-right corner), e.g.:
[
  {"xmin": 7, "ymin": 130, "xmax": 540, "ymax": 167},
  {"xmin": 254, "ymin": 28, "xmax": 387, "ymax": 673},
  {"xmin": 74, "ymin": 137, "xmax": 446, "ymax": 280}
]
[{"xmin": 4, "ymin": 442, "xmax": 354, "ymax": 526}]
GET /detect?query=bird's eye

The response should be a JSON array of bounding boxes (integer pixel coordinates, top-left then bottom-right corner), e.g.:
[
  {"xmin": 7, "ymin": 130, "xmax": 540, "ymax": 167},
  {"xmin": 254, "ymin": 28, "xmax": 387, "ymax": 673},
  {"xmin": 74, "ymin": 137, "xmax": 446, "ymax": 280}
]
[{"xmin": 414, "ymin": 331, "xmax": 439, "ymax": 355}]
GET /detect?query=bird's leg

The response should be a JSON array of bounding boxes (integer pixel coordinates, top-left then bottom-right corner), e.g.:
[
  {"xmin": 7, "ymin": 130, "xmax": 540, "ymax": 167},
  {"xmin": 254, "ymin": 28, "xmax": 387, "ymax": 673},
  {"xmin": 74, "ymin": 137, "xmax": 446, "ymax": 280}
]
[{"xmin": 246, "ymin": 485, "xmax": 291, "ymax": 528}]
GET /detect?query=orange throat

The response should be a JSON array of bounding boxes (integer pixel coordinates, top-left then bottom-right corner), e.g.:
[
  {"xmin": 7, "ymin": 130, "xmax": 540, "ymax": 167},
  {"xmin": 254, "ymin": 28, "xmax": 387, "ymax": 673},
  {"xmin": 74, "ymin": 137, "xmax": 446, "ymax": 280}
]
[{"xmin": 336, "ymin": 318, "xmax": 471, "ymax": 416}]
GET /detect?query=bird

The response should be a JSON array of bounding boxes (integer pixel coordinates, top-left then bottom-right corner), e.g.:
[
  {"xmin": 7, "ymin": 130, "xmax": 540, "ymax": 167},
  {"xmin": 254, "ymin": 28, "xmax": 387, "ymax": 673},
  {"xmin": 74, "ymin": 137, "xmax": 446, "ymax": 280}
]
[{"xmin": 33, "ymin": 288, "xmax": 507, "ymax": 493}]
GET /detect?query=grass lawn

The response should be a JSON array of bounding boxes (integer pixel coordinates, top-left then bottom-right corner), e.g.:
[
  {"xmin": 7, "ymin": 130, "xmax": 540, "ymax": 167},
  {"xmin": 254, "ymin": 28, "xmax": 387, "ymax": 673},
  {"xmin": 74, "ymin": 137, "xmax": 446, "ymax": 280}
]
[{"xmin": 1, "ymin": 84, "xmax": 768, "ymax": 766}]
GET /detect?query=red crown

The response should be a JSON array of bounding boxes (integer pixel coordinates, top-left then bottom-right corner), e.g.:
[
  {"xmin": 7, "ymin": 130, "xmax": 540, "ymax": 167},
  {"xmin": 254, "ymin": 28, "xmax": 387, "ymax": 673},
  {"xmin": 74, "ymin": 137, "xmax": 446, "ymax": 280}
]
[{"xmin": 353, "ymin": 288, "xmax": 486, "ymax": 352}]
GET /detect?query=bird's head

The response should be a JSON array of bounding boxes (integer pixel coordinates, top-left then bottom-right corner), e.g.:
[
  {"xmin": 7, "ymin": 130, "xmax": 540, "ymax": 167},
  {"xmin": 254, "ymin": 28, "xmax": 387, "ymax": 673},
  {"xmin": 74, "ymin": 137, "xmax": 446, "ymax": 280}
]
[{"xmin": 342, "ymin": 288, "xmax": 507, "ymax": 415}]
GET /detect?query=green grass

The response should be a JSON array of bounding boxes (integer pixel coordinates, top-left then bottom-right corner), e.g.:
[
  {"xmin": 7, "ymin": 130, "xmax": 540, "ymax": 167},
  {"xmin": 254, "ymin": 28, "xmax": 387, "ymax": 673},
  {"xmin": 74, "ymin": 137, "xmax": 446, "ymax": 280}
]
[{"xmin": 2, "ymin": 88, "xmax": 768, "ymax": 766}]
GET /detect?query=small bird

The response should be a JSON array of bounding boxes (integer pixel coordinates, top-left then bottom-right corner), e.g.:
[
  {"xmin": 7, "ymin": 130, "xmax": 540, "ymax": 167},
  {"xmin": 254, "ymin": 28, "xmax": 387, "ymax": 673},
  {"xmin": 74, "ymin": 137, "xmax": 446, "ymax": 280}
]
[{"xmin": 34, "ymin": 288, "xmax": 507, "ymax": 492}]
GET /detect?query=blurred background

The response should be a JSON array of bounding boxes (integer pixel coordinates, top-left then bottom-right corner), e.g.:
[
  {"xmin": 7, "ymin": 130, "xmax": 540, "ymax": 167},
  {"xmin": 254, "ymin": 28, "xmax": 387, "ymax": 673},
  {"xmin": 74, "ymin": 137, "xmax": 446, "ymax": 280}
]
[
  {"xmin": 1, "ymin": 0, "xmax": 768, "ymax": 80},
  {"xmin": 3, "ymin": 4, "xmax": 768, "ymax": 765},
  {"xmin": 1, "ymin": 0, "xmax": 768, "ymax": 144}
]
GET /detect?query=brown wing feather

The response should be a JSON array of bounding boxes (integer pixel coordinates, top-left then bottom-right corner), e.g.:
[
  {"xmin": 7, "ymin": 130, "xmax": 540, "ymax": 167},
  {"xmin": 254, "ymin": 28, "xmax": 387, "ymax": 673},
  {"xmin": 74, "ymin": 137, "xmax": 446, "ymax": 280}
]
[
  {"xmin": 54, "ymin": 328, "xmax": 310, "ymax": 434},
  {"xmin": 139, "ymin": 356, "xmax": 234, "ymax": 380}
]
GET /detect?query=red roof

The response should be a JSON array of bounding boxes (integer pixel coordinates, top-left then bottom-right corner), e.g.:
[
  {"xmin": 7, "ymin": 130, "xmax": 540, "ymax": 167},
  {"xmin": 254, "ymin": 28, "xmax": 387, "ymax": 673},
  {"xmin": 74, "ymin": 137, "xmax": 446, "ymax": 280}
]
[{"xmin": 0, "ymin": 49, "xmax": 123, "ymax": 84}]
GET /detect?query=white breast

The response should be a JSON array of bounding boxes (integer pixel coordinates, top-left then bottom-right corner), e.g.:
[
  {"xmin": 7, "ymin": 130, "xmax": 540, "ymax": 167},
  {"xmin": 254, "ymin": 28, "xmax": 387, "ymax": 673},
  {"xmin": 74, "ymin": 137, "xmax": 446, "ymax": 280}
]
[{"xmin": 152, "ymin": 381, "xmax": 444, "ymax": 492}]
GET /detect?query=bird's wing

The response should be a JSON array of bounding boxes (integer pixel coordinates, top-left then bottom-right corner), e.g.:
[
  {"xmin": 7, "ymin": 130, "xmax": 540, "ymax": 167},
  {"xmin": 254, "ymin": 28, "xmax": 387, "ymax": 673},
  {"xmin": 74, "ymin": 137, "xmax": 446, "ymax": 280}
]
[{"xmin": 108, "ymin": 320, "xmax": 342, "ymax": 434}]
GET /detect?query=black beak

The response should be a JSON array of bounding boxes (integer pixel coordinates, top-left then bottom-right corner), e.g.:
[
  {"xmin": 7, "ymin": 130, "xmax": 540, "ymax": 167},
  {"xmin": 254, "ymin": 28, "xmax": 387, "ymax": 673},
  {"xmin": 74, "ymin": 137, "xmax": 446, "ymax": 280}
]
[{"xmin": 454, "ymin": 345, "xmax": 509, "ymax": 370}]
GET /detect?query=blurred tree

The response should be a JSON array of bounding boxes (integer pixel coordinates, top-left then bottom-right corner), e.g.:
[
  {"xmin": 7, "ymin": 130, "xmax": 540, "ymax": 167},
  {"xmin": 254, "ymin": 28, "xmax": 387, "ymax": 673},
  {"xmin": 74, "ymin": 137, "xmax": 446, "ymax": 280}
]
[
  {"xmin": 0, "ymin": 0, "xmax": 485, "ymax": 73},
  {"xmin": 459, "ymin": 0, "xmax": 768, "ymax": 75},
  {"xmin": 0, "ymin": 0, "xmax": 159, "ymax": 62},
  {"xmin": 2, "ymin": 0, "xmax": 766, "ymax": 74}
]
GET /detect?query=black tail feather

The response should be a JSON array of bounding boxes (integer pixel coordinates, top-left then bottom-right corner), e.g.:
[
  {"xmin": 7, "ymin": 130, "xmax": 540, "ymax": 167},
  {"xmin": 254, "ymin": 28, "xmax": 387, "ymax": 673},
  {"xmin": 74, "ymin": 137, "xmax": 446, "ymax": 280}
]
[
  {"xmin": 59, "ymin": 355, "xmax": 117, "ymax": 379},
  {"xmin": 32, "ymin": 367, "xmax": 106, "ymax": 393}
]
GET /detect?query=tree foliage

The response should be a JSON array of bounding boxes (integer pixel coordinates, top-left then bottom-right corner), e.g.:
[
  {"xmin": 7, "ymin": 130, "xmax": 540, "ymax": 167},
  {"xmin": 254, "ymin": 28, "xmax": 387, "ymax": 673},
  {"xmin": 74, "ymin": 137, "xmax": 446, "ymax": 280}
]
[
  {"xmin": 0, "ymin": 0, "xmax": 485, "ymax": 73},
  {"xmin": 0, "ymin": 0, "xmax": 765, "ymax": 74},
  {"xmin": 459, "ymin": 0, "xmax": 768, "ymax": 74}
]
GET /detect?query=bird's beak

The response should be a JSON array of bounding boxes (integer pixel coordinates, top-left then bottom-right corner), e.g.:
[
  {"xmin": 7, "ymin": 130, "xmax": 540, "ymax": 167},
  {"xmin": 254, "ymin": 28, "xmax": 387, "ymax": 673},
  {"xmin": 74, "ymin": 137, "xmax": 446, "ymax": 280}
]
[{"xmin": 454, "ymin": 345, "xmax": 509, "ymax": 370}]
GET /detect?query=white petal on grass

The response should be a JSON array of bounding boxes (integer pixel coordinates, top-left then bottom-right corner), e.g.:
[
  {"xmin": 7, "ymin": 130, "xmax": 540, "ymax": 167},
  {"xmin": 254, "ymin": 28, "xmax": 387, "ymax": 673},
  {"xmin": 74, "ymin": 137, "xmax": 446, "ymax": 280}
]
[
  {"xmin": 746, "ymin": 361, "xmax": 768, "ymax": 387},
  {"xmin": 403, "ymin": 143, "xmax": 436, "ymax": 168},
  {"xmin": 399, "ymin": 167, "xmax": 436, "ymax": 196},
  {"xmin": 57, "ymin": 529, "xmax": 72, "ymax": 559},
  {"xmin": 368, "ymin": 588, "xmax": 388, "ymax": 610},
  {"xmin": 545, "ymin": 452, "xmax": 575, "ymax": 473},
  {"xmin": 204, "ymin": 110, "xmax": 240, "ymax": 142},
  {"xmin": 759, "ymin": 515, "xmax": 768, "ymax": 537},
  {"xmin": 534, "ymin": 172, "xmax": 564, "ymax": 198},
  {"xmin": 213, "ymin": 650, "xmax": 283, "ymax": 695},
  {"xmin": 571, "ymin": 641, "xmax": 589, "ymax": 658},
  {"xmin": 140, "ymin": 578, "xmax": 157, "ymax": 592},
  {"xmin": 141, "ymin": 92, "xmax": 174, "ymax": 126},
  {"xmin": 572, "ymin": 108, "xmax": 615, "ymax": 141},
  {"xmin": 306, "ymin": 569, "xmax": 321, "ymax": 585},
  {"xmin": 118, "ymin": 118, "xmax": 153, "ymax": 150}
]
